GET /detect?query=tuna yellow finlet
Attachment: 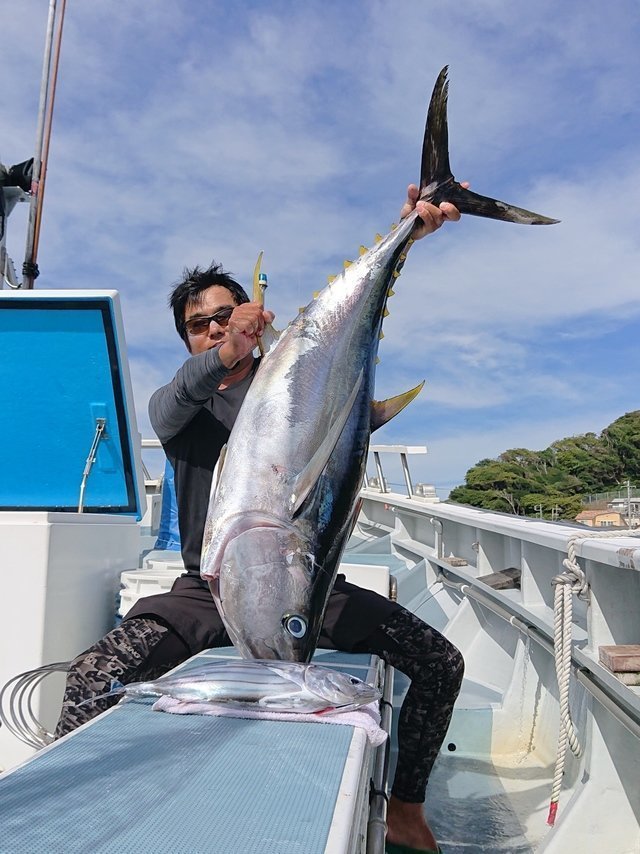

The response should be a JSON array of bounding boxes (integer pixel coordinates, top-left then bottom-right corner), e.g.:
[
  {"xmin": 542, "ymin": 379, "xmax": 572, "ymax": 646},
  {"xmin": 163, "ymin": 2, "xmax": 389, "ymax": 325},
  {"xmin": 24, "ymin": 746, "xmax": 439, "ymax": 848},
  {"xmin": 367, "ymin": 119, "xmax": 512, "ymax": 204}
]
[
  {"xmin": 358, "ymin": 245, "xmax": 368, "ymax": 256},
  {"xmin": 374, "ymin": 233, "xmax": 383, "ymax": 244},
  {"xmin": 383, "ymin": 307, "xmax": 390, "ymax": 318},
  {"xmin": 327, "ymin": 274, "xmax": 337, "ymax": 284},
  {"xmin": 387, "ymin": 287, "xmax": 395, "ymax": 297},
  {"xmin": 343, "ymin": 260, "xmax": 353, "ymax": 269},
  {"xmin": 313, "ymin": 291, "xmax": 320, "ymax": 299}
]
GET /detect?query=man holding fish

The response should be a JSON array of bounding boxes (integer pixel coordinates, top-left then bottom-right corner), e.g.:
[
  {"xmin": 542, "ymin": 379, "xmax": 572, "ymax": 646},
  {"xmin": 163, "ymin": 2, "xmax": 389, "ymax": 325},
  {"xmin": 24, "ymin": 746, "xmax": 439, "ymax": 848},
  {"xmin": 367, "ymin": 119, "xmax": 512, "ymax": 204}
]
[
  {"xmin": 56, "ymin": 65, "xmax": 560, "ymax": 852},
  {"xmin": 55, "ymin": 189, "xmax": 465, "ymax": 854}
]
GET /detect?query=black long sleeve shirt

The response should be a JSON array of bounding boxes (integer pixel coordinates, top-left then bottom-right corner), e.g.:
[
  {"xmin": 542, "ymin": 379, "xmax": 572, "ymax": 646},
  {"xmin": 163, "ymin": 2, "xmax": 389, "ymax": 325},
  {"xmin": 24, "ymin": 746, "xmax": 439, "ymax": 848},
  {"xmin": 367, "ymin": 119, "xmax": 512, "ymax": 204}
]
[{"xmin": 149, "ymin": 349, "xmax": 259, "ymax": 576}]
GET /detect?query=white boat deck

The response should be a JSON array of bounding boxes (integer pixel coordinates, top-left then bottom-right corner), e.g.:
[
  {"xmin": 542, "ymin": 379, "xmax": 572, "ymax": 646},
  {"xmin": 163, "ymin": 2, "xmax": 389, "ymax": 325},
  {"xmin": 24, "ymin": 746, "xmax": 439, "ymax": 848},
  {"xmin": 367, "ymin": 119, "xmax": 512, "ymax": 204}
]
[
  {"xmin": 1, "ymin": 490, "xmax": 639, "ymax": 852},
  {"xmin": 344, "ymin": 484, "xmax": 640, "ymax": 853}
]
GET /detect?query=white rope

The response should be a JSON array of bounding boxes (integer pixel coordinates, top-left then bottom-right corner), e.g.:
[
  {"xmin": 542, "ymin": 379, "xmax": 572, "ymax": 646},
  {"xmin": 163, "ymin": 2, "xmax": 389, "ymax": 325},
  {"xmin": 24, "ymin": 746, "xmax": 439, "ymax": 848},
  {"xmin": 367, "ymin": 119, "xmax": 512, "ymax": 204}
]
[{"xmin": 547, "ymin": 527, "xmax": 640, "ymax": 825}]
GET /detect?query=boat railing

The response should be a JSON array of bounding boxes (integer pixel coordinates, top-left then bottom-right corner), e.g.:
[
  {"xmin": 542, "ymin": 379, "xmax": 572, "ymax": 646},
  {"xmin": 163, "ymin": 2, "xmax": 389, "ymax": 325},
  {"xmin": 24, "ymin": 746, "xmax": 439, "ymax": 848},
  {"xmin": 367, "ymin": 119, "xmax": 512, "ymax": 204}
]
[
  {"xmin": 364, "ymin": 444, "xmax": 438, "ymax": 500},
  {"xmin": 140, "ymin": 437, "xmax": 163, "ymax": 488},
  {"xmin": 357, "ymin": 456, "xmax": 640, "ymax": 741}
]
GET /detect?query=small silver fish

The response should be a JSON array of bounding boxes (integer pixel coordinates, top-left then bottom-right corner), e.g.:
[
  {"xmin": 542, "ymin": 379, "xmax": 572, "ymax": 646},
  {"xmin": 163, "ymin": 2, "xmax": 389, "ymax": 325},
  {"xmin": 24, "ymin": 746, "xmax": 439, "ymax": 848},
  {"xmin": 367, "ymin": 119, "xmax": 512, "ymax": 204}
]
[{"xmin": 115, "ymin": 659, "xmax": 381, "ymax": 714}]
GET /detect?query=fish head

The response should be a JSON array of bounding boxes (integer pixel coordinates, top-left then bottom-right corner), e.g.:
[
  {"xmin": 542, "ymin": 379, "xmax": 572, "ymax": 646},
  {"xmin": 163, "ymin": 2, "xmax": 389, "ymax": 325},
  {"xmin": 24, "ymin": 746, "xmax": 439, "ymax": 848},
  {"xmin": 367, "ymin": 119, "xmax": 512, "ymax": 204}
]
[
  {"xmin": 303, "ymin": 664, "xmax": 381, "ymax": 711},
  {"xmin": 215, "ymin": 522, "xmax": 323, "ymax": 661}
]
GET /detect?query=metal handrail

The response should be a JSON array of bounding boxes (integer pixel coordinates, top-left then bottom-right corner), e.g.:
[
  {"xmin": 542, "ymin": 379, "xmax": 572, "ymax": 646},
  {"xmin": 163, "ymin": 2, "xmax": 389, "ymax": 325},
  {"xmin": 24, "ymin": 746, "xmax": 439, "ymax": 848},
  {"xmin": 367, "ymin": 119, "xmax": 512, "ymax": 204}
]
[
  {"xmin": 432, "ymin": 559, "xmax": 640, "ymax": 740},
  {"xmin": 365, "ymin": 445, "xmax": 428, "ymax": 499},
  {"xmin": 366, "ymin": 574, "xmax": 397, "ymax": 853}
]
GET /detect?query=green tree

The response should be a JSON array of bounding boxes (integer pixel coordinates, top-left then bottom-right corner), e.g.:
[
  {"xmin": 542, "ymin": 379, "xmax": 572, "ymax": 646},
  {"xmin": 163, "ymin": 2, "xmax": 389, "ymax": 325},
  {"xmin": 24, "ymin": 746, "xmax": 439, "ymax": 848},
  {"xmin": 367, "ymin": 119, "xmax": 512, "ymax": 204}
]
[
  {"xmin": 447, "ymin": 410, "xmax": 640, "ymax": 517},
  {"xmin": 499, "ymin": 447, "xmax": 553, "ymax": 478},
  {"xmin": 547, "ymin": 433, "xmax": 622, "ymax": 492},
  {"xmin": 602, "ymin": 411, "xmax": 640, "ymax": 481},
  {"xmin": 447, "ymin": 485, "xmax": 519, "ymax": 514},
  {"xmin": 465, "ymin": 460, "xmax": 530, "ymax": 493},
  {"xmin": 520, "ymin": 491, "xmax": 583, "ymax": 520}
]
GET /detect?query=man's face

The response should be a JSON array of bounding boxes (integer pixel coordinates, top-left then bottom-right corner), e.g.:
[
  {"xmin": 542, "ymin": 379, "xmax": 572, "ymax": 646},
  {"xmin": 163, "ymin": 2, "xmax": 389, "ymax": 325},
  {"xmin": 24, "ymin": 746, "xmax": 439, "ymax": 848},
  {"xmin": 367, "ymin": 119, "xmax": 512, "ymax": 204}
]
[{"xmin": 184, "ymin": 286, "xmax": 238, "ymax": 355}]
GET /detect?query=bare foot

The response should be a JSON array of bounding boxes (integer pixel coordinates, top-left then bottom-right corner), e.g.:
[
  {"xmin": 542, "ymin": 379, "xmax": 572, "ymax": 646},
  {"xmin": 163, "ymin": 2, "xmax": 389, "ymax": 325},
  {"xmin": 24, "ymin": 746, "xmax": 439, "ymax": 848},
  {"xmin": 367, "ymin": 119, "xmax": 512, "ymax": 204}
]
[{"xmin": 386, "ymin": 795, "xmax": 439, "ymax": 851}]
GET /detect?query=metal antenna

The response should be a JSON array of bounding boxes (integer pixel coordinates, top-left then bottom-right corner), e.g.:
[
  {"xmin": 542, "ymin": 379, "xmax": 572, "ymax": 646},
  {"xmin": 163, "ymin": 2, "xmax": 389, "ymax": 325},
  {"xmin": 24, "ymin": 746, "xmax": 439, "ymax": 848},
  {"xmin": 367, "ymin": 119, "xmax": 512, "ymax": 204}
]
[{"xmin": 22, "ymin": 0, "xmax": 68, "ymax": 288}]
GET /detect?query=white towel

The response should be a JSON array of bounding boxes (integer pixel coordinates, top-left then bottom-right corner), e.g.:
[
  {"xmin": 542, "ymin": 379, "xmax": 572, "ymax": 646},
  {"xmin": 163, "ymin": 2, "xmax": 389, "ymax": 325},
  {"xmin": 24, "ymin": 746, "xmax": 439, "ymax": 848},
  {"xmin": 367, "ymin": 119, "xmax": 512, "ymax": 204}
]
[{"xmin": 152, "ymin": 695, "xmax": 387, "ymax": 746}]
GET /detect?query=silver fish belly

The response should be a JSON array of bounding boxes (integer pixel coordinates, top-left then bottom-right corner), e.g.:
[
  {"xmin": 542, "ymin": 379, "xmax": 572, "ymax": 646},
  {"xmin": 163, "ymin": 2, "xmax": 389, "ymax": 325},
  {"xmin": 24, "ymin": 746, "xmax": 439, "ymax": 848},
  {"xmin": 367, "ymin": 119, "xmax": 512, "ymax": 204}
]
[{"xmin": 200, "ymin": 67, "xmax": 557, "ymax": 662}]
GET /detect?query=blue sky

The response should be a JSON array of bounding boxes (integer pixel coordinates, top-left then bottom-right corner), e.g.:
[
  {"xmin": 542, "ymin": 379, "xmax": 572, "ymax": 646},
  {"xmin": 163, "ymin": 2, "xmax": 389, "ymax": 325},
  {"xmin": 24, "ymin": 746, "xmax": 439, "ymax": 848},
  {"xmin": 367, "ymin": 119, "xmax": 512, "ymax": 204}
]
[{"xmin": 2, "ymin": 0, "xmax": 639, "ymax": 495}]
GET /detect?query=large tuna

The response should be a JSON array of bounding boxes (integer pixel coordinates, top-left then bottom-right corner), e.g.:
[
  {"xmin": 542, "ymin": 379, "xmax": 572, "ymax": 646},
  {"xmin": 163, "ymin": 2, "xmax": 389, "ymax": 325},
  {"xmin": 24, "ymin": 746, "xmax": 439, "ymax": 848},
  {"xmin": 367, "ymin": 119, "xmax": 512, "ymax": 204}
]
[{"xmin": 200, "ymin": 67, "xmax": 557, "ymax": 660}]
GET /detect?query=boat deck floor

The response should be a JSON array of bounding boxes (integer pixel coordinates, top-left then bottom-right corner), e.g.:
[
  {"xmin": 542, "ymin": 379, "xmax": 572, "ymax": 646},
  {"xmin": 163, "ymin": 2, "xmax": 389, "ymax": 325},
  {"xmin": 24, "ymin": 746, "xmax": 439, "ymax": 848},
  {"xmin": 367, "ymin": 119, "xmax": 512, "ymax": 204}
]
[
  {"xmin": 427, "ymin": 752, "xmax": 552, "ymax": 853},
  {"xmin": 346, "ymin": 535, "xmax": 555, "ymax": 852},
  {"xmin": 390, "ymin": 667, "xmax": 553, "ymax": 853}
]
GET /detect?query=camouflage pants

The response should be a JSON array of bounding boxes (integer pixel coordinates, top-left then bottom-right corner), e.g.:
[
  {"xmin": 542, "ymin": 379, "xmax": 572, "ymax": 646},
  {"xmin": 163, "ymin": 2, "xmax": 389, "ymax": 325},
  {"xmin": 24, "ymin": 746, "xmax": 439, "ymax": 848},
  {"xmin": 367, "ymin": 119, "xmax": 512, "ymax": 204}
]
[
  {"xmin": 354, "ymin": 608, "xmax": 465, "ymax": 803},
  {"xmin": 54, "ymin": 618, "xmax": 189, "ymax": 739},
  {"xmin": 54, "ymin": 609, "xmax": 463, "ymax": 803}
]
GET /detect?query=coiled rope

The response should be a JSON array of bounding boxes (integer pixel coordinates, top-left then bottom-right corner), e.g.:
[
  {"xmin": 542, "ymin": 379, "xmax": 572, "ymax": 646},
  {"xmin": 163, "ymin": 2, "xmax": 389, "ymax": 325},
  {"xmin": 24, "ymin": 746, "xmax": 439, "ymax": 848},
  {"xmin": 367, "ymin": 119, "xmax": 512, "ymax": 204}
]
[
  {"xmin": 547, "ymin": 527, "xmax": 640, "ymax": 825},
  {"xmin": 0, "ymin": 662, "xmax": 70, "ymax": 749}
]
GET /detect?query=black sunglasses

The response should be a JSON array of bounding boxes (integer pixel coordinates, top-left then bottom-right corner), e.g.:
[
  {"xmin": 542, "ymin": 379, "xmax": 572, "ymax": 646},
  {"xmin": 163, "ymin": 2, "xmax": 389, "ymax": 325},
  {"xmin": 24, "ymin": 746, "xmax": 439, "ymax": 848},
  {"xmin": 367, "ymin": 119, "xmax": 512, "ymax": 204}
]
[{"xmin": 184, "ymin": 306, "xmax": 235, "ymax": 336}]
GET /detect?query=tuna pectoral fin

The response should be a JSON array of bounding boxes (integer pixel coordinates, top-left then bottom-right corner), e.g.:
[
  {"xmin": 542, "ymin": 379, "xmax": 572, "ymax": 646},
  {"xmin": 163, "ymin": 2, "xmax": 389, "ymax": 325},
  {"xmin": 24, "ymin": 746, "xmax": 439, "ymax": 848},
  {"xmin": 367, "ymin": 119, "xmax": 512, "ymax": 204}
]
[
  {"xmin": 210, "ymin": 444, "xmax": 227, "ymax": 502},
  {"xmin": 371, "ymin": 381, "xmax": 425, "ymax": 432},
  {"xmin": 289, "ymin": 370, "xmax": 364, "ymax": 517},
  {"xmin": 420, "ymin": 66, "xmax": 559, "ymax": 226}
]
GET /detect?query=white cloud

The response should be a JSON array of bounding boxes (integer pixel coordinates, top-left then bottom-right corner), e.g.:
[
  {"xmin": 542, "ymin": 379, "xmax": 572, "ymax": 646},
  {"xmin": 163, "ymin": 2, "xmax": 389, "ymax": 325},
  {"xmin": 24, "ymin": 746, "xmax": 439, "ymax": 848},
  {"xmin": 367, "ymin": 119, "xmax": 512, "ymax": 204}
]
[{"xmin": 2, "ymin": 0, "xmax": 639, "ymax": 490}]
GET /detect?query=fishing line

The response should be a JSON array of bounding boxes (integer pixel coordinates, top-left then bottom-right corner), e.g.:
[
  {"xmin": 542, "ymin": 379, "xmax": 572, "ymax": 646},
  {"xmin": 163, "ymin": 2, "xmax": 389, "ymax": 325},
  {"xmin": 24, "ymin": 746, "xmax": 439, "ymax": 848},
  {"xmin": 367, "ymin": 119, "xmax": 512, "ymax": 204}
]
[{"xmin": 73, "ymin": 681, "xmax": 126, "ymax": 710}]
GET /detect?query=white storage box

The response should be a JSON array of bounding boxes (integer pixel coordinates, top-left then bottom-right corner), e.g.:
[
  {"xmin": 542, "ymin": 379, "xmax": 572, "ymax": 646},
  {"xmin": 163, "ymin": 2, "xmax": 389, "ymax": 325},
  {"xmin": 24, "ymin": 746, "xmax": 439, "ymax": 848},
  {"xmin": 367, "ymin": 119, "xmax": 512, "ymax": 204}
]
[
  {"xmin": 339, "ymin": 563, "xmax": 390, "ymax": 598},
  {"xmin": 118, "ymin": 565, "xmax": 184, "ymax": 617}
]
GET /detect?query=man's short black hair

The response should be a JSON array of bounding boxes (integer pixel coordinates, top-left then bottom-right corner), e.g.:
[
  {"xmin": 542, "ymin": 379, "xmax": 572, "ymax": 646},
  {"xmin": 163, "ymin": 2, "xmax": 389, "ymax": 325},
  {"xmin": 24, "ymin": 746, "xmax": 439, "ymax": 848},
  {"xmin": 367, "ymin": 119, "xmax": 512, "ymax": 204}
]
[{"xmin": 170, "ymin": 262, "xmax": 250, "ymax": 347}]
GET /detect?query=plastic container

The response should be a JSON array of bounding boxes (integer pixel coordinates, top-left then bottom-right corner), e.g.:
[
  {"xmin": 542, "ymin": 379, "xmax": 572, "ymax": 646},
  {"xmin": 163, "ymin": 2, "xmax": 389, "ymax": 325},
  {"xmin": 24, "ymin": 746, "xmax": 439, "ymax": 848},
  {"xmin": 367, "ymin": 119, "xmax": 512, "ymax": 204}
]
[{"xmin": 117, "ymin": 565, "xmax": 185, "ymax": 618}]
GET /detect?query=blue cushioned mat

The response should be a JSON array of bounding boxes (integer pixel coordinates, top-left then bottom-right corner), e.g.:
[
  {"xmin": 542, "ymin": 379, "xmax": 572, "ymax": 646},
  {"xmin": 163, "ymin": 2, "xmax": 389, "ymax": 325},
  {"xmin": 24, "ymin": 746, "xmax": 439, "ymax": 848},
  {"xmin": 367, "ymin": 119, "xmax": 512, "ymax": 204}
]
[{"xmin": 0, "ymin": 650, "xmax": 379, "ymax": 853}]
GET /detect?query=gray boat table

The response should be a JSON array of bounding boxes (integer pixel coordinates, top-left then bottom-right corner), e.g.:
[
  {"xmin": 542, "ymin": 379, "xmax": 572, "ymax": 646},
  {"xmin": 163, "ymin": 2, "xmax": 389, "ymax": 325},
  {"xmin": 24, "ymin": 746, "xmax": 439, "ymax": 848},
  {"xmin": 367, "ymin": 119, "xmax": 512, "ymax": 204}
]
[{"xmin": 0, "ymin": 648, "xmax": 385, "ymax": 854}]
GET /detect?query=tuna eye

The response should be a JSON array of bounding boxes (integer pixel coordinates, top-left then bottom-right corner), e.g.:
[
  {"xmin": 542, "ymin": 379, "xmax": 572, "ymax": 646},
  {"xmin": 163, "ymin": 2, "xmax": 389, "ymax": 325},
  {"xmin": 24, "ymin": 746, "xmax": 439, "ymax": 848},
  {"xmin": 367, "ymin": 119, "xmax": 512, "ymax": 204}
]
[{"xmin": 283, "ymin": 614, "xmax": 307, "ymax": 639}]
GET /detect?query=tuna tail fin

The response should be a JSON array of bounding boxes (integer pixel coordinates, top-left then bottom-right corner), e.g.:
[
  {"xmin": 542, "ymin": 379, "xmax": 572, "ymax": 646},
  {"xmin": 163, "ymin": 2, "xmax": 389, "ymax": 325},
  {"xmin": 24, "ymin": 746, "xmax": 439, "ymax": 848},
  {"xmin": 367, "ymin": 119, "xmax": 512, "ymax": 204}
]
[{"xmin": 420, "ymin": 66, "xmax": 559, "ymax": 225}]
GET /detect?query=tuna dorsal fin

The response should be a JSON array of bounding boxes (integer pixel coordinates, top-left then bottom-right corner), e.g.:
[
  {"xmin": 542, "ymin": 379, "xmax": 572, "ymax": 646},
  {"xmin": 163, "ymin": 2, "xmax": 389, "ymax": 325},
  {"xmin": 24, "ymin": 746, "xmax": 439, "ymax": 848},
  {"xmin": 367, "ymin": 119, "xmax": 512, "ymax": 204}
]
[
  {"xmin": 252, "ymin": 249, "xmax": 280, "ymax": 356},
  {"xmin": 252, "ymin": 250, "xmax": 266, "ymax": 303},
  {"xmin": 370, "ymin": 381, "xmax": 425, "ymax": 432},
  {"xmin": 289, "ymin": 370, "xmax": 364, "ymax": 517}
]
